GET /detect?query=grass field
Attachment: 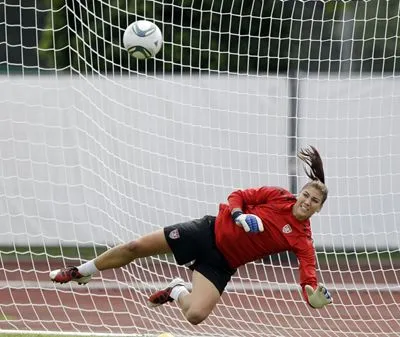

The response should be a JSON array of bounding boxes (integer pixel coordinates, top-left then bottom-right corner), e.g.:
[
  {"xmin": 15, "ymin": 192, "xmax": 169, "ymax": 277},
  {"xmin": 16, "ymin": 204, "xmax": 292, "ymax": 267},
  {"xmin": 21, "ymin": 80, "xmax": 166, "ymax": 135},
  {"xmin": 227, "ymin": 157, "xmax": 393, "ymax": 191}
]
[{"xmin": 1, "ymin": 245, "xmax": 399, "ymax": 265}]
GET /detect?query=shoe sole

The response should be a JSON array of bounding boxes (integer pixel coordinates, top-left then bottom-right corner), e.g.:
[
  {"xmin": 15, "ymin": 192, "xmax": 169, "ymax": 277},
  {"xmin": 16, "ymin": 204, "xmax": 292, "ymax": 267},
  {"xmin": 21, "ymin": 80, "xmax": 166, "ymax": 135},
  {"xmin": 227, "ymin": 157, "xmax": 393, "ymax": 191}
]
[
  {"xmin": 147, "ymin": 278, "xmax": 186, "ymax": 308},
  {"xmin": 49, "ymin": 269, "xmax": 92, "ymax": 285}
]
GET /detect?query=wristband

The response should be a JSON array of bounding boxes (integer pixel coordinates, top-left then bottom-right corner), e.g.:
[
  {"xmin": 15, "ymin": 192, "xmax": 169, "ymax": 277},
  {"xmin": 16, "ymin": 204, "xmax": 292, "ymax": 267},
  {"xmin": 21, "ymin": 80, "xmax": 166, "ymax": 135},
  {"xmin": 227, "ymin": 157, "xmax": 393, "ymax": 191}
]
[{"xmin": 231, "ymin": 210, "xmax": 243, "ymax": 221}]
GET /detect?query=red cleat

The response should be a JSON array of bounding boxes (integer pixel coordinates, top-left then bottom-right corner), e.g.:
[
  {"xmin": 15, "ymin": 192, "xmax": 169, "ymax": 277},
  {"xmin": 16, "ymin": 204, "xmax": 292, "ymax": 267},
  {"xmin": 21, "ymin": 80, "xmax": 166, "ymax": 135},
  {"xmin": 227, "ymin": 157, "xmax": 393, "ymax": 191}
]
[
  {"xmin": 148, "ymin": 278, "xmax": 186, "ymax": 307},
  {"xmin": 49, "ymin": 266, "xmax": 92, "ymax": 285}
]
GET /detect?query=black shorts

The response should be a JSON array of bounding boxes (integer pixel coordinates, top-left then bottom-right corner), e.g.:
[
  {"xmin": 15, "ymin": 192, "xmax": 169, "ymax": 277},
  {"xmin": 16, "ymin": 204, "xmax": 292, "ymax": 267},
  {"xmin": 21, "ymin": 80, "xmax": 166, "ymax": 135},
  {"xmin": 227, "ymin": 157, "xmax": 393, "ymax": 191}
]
[{"xmin": 164, "ymin": 215, "xmax": 236, "ymax": 294}]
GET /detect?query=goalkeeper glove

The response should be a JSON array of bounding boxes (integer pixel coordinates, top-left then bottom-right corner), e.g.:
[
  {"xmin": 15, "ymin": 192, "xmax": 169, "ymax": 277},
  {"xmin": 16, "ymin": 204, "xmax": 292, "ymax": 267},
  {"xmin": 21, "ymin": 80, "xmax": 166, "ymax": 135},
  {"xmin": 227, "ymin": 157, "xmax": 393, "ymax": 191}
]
[
  {"xmin": 305, "ymin": 283, "xmax": 332, "ymax": 309},
  {"xmin": 232, "ymin": 211, "xmax": 264, "ymax": 233}
]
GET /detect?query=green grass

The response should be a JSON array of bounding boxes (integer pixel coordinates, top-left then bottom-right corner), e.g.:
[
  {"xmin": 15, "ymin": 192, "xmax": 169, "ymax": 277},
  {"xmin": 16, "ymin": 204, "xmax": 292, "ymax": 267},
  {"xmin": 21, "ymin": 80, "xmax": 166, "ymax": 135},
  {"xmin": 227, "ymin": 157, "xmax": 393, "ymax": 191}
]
[
  {"xmin": 0, "ymin": 245, "xmax": 399, "ymax": 266},
  {"xmin": 0, "ymin": 246, "xmax": 108, "ymax": 261},
  {"xmin": 316, "ymin": 249, "xmax": 400, "ymax": 265}
]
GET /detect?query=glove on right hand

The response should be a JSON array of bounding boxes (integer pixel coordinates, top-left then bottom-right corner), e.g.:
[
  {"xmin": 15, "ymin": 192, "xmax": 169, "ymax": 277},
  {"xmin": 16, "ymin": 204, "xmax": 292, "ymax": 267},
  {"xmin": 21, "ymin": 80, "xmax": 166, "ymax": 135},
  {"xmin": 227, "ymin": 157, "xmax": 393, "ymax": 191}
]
[{"xmin": 305, "ymin": 283, "xmax": 333, "ymax": 309}]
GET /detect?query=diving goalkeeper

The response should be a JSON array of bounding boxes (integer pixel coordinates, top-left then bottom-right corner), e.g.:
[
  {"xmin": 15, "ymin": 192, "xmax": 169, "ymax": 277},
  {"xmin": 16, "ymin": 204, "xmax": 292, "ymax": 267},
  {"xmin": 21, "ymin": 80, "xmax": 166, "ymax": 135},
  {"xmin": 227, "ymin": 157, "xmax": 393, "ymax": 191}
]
[{"xmin": 50, "ymin": 146, "xmax": 332, "ymax": 325}]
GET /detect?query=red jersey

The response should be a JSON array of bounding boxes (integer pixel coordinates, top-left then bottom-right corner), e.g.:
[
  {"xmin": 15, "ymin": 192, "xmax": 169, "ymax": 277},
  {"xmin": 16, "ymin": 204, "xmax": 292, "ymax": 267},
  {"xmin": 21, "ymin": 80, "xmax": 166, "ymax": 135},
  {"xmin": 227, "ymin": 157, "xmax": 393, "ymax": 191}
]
[{"xmin": 214, "ymin": 186, "xmax": 317, "ymax": 301}]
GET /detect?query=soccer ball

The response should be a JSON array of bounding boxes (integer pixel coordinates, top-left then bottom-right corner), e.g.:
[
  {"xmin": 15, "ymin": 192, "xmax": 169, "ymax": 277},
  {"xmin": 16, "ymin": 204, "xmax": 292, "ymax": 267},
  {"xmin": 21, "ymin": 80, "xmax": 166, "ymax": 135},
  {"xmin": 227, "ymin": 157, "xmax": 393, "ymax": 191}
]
[{"xmin": 123, "ymin": 20, "xmax": 163, "ymax": 59}]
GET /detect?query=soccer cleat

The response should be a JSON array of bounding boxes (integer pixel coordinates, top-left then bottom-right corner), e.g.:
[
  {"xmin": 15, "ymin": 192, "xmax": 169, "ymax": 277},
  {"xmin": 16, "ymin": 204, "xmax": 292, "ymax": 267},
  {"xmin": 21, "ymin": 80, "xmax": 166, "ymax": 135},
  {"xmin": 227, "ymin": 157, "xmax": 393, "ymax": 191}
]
[
  {"xmin": 49, "ymin": 266, "xmax": 92, "ymax": 285},
  {"xmin": 147, "ymin": 278, "xmax": 186, "ymax": 308}
]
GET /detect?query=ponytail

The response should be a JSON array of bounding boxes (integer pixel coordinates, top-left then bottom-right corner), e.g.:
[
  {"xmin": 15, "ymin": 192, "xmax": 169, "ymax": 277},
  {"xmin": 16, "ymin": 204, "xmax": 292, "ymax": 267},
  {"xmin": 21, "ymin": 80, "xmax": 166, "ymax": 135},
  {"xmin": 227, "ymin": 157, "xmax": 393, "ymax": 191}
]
[
  {"xmin": 298, "ymin": 146, "xmax": 328, "ymax": 205},
  {"xmin": 298, "ymin": 145, "xmax": 325, "ymax": 184}
]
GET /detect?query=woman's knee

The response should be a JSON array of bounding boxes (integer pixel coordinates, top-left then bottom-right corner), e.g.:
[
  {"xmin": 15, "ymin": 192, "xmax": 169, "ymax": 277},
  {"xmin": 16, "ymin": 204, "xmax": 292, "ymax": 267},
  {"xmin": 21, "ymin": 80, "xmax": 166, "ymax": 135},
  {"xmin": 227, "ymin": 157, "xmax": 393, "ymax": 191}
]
[{"xmin": 185, "ymin": 307, "xmax": 211, "ymax": 325}]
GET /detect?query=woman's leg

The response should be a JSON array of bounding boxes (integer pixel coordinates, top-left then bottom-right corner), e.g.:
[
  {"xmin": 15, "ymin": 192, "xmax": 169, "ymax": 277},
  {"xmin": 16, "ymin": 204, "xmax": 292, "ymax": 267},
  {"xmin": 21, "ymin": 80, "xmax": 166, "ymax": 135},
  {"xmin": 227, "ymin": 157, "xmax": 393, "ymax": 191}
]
[
  {"xmin": 50, "ymin": 229, "xmax": 172, "ymax": 283},
  {"xmin": 94, "ymin": 229, "xmax": 171, "ymax": 270},
  {"xmin": 176, "ymin": 270, "xmax": 221, "ymax": 325}
]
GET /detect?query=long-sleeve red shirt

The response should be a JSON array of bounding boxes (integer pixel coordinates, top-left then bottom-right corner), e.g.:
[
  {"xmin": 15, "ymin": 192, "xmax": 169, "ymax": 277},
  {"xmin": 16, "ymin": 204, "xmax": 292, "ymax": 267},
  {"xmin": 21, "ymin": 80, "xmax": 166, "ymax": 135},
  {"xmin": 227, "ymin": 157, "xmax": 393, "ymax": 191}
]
[{"xmin": 214, "ymin": 186, "xmax": 317, "ymax": 301}]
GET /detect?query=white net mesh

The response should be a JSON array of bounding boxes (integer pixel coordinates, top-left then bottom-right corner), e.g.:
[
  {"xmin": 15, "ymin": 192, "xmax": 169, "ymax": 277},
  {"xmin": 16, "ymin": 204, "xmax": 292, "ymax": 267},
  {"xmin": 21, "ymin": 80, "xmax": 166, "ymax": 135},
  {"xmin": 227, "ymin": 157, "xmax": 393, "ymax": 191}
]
[{"xmin": 0, "ymin": 1, "xmax": 399, "ymax": 336}]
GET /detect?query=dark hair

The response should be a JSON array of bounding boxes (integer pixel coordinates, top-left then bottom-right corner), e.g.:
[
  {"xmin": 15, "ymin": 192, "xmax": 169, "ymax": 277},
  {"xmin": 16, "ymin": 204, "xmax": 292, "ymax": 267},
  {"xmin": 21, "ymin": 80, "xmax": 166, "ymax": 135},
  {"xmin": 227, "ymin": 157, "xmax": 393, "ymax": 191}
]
[
  {"xmin": 298, "ymin": 146, "xmax": 328, "ymax": 205},
  {"xmin": 298, "ymin": 145, "xmax": 325, "ymax": 184}
]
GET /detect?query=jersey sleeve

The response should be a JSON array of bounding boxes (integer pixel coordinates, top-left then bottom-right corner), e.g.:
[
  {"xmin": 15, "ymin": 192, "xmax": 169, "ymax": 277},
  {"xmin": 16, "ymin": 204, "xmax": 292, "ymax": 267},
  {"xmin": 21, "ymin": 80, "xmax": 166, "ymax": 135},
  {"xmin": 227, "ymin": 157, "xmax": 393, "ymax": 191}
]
[
  {"xmin": 227, "ymin": 186, "xmax": 286, "ymax": 211},
  {"xmin": 294, "ymin": 239, "xmax": 318, "ymax": 304}
]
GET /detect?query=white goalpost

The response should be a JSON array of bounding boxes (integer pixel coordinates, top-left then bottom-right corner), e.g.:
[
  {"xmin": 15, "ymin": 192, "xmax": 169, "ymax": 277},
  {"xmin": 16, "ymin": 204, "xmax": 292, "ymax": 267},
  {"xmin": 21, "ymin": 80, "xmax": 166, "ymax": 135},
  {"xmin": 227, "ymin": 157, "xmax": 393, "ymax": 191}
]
[{"xmin": 0, "ymin": 1, "xmax": 399, "ymax": 337}]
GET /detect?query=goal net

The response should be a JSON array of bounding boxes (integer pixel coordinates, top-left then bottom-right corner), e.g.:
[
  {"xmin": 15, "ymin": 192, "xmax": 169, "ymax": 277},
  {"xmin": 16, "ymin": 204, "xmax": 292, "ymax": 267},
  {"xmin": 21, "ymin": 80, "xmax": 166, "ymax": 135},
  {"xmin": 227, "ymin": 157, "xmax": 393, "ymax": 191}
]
[{"xmin": 1, "ymin": 0, "xmax": 399, "ymax": 336}]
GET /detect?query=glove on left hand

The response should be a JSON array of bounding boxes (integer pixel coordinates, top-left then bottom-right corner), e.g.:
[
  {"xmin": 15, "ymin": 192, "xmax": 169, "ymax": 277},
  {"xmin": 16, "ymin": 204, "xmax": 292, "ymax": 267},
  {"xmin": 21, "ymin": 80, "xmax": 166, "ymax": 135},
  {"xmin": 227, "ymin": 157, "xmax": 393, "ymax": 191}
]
[{"xmin": 232, "ymin": 211, "xmax": 264, "ymax": 233}]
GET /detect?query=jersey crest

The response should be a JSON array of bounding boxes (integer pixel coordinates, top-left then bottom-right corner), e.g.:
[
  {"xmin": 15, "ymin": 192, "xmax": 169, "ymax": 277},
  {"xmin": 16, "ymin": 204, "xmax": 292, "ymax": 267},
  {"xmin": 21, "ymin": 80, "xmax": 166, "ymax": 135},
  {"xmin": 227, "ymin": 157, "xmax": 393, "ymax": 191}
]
[
  {"xmin": 169, "ymin": 228, "xmax": 180, "ymax": 239},
  {"xmin": 282, "ymin": 224, "xmax": 292, "ymax": 234}
]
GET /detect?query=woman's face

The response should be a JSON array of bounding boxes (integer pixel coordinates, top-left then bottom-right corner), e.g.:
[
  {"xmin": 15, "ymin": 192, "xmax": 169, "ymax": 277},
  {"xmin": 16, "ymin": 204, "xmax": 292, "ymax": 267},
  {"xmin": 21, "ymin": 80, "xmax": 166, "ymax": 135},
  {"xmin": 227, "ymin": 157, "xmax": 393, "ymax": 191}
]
[{"xmin": 292, "ymin": 186, "xmax": 324, "ymax": 221}]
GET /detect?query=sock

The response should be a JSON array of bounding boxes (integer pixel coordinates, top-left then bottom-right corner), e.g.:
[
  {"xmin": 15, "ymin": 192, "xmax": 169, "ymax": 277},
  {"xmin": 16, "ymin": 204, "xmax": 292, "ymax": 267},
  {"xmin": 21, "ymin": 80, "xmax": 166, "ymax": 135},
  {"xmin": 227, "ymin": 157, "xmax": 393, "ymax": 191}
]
[
  {"xmin": 170, "ymin": 285, "xmax": 189, "ymax": 301},
  {"xmin": 77, "ymin": 259, "xmax": 99, "ymax": 276}
]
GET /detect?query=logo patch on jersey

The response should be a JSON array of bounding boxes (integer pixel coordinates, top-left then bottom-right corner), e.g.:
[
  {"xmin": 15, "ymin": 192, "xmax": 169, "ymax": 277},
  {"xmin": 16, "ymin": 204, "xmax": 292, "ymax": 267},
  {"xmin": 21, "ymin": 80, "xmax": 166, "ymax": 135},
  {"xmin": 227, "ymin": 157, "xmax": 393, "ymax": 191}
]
[
  {"xmin": 169, "ymin": 228, "xmax": 180, "ymax": 239},
  {"xmin": 282, "ymin": 224, "xmax": 292, "ymax": 234}
]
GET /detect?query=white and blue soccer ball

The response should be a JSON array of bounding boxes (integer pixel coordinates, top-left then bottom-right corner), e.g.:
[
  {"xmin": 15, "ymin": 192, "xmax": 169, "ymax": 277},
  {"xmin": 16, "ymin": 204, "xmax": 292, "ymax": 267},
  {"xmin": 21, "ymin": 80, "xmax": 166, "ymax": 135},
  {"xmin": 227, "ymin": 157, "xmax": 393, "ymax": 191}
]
[{"xmin": 123, "ymin": 20, "xmax": 163, "ymax": 60}]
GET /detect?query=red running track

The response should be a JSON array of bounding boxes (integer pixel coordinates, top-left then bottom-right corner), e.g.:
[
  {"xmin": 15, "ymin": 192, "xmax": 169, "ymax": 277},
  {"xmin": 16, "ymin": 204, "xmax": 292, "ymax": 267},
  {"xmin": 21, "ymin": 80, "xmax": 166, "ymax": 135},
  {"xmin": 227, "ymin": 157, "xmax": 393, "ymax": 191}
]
[{"xmin": 0, "ymin": 257, "xmax": 399, "ymax": 337}]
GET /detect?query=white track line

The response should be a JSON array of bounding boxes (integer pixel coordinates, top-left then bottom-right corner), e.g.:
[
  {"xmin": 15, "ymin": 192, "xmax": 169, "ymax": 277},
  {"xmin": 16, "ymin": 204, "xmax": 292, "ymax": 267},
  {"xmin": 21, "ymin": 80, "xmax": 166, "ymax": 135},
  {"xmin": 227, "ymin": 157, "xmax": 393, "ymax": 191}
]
[{"xmin": 1, "ymin": 280, "xmax": 399, "ymax": 292}]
